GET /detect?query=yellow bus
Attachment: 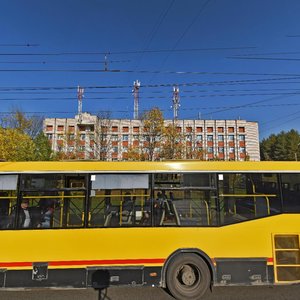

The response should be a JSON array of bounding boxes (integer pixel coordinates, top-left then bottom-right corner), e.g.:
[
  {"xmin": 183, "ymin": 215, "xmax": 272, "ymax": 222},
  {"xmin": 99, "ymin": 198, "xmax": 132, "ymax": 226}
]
[{"xmin": 0, "ymin": 160, "xmax": 299, "ymax": 300}]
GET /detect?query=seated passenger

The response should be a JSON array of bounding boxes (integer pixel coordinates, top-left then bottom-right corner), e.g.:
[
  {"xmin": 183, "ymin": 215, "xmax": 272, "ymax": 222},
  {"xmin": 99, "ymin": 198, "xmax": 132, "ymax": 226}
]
[
  {"xmin": 9, "ymin": 199, "xmax": 33, "ymax": 228},
  {"xmin": 38, "ymin": 199, "xmax": 55, "ymax": 228}
]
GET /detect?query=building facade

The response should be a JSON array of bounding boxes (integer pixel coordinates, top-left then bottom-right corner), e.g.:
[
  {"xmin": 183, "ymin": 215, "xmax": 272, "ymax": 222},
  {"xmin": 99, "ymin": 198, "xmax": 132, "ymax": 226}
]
[{"xmin": 44, "ymin": 113, "xmax": 260, "ymax": 161}]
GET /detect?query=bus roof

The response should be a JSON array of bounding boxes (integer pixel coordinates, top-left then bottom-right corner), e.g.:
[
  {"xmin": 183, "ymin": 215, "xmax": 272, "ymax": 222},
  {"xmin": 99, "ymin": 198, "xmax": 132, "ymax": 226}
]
[{"xmin": 0, "ymin": 161, "xmax": 300, "ymax": 173}]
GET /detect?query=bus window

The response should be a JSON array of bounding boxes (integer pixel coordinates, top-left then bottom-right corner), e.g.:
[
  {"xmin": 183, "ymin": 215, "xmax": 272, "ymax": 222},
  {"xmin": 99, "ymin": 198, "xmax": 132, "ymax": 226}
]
[
  {"xmin": 18, "ymin": 174, "xmax": 87, "ymax": 229},
  {"xmin": 218, "ymin": 173, "xmax": 281, "ymax": 225},
  {"xmin": 0, "ymin": 175, "xmax": 18, "ymax": 229},
  {"xmin": 281, "ymin": 173, "xmax": 300, "ymax": 212},
  {"xmin": 154, "ymin": 173, "xmax": 218, "ymax": 227},
  {"xmin": 88, "ymin": 174, "xmax": 150, "ymax": 227}
]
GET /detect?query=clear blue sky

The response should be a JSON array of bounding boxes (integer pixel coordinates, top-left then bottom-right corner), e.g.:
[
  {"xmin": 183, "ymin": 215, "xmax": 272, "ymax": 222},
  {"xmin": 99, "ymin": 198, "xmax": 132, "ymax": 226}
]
[{"xmin": 1, "ymin": 0, "xmax": 300, "ymax": 139}]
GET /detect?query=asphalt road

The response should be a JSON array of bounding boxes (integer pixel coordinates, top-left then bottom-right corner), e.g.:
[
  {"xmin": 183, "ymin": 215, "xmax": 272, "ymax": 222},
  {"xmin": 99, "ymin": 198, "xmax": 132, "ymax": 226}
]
[{"xmin": 0, "ymin": 285, "xmax": 300, "ymax": 300}]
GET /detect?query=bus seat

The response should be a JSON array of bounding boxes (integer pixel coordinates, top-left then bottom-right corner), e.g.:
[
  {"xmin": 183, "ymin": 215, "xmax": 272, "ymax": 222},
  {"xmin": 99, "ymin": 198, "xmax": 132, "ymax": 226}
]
[
  {"xmin": 172, "ymin": 203, "xmax": 181, "ymax": 226},
  {"xmin": 121, "ymin": 210, "xmax": 133, "ymax": 225},
  {"xmin": 104, "ymin": 212, "xmax": 112, "ymax": 227}
]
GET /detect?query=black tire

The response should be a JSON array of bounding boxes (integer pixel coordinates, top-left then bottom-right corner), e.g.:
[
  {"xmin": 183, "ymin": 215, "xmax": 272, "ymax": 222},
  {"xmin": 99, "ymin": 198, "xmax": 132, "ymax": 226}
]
[{"xmin": 166, "ymin": 253, "xmax": 211, "ymax": 300}]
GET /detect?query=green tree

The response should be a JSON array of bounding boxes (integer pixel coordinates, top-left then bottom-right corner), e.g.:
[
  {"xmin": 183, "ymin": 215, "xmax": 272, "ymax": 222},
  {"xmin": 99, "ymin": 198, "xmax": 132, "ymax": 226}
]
[
  {"xmin": 0, "ymin": 128, "xmax": 35, "ymax": 161},
  {"xmin": 160, "ymin": 123, "xmax": 184, "ymax": 160},
  {"xmin": 1, "ymin": 109, "xmax": 43, "ymax": 138},
  {"xmin": 33, "ymin": 132, "xmax": 53, "ymax": 161},
  {"xmin": 260, "ymin": 130, "xmax": 300, "ymax": 161},
  {"xmin": 141, "ymin": 108, "xmax": 164, "ymax": 161}
]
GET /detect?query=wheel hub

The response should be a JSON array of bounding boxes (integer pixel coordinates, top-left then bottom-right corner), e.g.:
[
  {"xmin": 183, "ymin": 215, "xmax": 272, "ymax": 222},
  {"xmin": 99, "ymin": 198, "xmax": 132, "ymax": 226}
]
[{"xmin": 180, "ymin": 265, "xmax": 197, "ymax": 286}]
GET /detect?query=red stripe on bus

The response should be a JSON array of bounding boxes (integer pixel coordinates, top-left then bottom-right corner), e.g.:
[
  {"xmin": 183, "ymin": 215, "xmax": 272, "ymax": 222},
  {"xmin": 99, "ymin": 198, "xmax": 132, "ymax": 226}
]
[
  {"xmin": 267, "ymin": 257, "xmax": 274, "ymax": 263},
  {"xmin": 0, "ymin": 258, "xmax": 166, "ymax": 268}
]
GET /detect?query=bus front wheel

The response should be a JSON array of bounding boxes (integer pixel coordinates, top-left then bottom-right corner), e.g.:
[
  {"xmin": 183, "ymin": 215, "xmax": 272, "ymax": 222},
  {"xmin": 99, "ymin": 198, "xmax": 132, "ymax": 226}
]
[{"xmin": 166, "ymin": 253, "xmax": 211, "ymax": 300}]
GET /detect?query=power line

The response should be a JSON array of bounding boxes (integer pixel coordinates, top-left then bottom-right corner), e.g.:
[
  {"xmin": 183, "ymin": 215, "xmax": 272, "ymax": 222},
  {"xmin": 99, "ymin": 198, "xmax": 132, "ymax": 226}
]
[
  {"xmin": 134, "ymin": 0, "xmax": 175, "ymax": 70},
  {"xmin": 151, "ymin": 0, "xmax": 213, "ymax": 81},
  {"xmin": 3, "ymin": 91, "xmax": 300, "ymax": 101},
  {"xmin": 0, "ymin": 46, "xmax": 256, "ymax": 56},
  {"xmin": 1, "ymin": 67, "xmax": 300, "ymax": 78},
  {"xmin": 228, "ymin": 56, "xmax": 300, "ymax": 62},
  {"xmin": 0, "ymin": 44, "xmax": 39, "ymax": 47},
  {"xmin": 0, "ymin": 75, "xmax": 300, "ymax": 92},
  {"xmin": 0, "ymin": 60, "xmax": 130, "ymax": 64}
]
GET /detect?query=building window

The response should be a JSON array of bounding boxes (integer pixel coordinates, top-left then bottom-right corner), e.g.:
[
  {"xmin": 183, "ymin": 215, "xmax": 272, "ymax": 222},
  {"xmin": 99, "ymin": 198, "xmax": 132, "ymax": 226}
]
[
  {"xmin": 240, "ymin": 147, "xmax": 246, "ymax": 153},
  {"xmin": 122, "ymin": 126, "xmax": 129, "ymax": 132},
  {"xmin": 57, "ymin": 134, "xmax": 64, "ymax": 140},
  {"xmin": 123, "ymin": 135, "xmax": 129, "ymax": 141},
  {"xmin": 228, "ymin": 135, "xmax": 234, "ymax": 141},
  {"xmin": 90, "ymin": 134, "xmax": 95, "ymax": 141},
  {"xmin": 133, "ymin": 126, "xmax": 139, "ymax": 133},
  {"xmin": 239, "ymin": 135, "xmax": 245, "ymax": 141},
  {"xmin": 186, "ymin": 135, "xmax": 192, "ymax": 142},
  {"xmin": 68, "ymin": 134, "xmax": 75, "ymax": 140},
  {"xmin": 133, "ymin": 135, "xmax": 139, "ymax": 140},
  {"xmin": 79, "ymin": 146, "xmax": 85, "ymax": 151},
  {"xmin": 122, "ymin": 146, "xmax": 128, "ymax": 152},
  {"xmin": 196, "ymin": 127, "xmax": 202, "ymax": 133},
  {"xmin": 80, "ymin": 134, "xmax": 86, "ymax": 141},
  {"xmin": 207, "ymin": 135, "xmax": 213, "ymax": 141},
  {"xmin": 68, "ymin": 126, "xmax": 75, "ymax": 132},
  {"xmin": 218, "ymin": 147, "xmax": 224, "ymax": 153},
  {"xmin": 46, "ymin": 125, "xmax": 53, "ymax": 131},
  {"xmin": 228, "ymin": 127, "xmax": 235, "ymax": 133},
  {"xmin": 47, "ymin": 134, "xmax": 53, "ymax": 140},
  {"xmin": 186, "ymin": 127, "xmax": 192, "ymax": 133},
  {"xmin": 207, "ymin": 147, "xmax": 213, "ymax": 153},
  {"xmin": 113, "ymin": 146, "xmax": 118, "ymax": 153},
  {"xmin": 196, "ymin": 135, "xmax": 202, "ymax": 141},
  {"xmin": 218, "ymin": 135, "xmax": 224, "ymax": 142},
  {"xmin": 218, "ymin": 127, "xmax": 224, "ymax": 133},
  {"xmin": 68, "ymin": 146, "xmax": 74, "ymax": 152},
  {"xmin": 57, "ymin": 125, "xmax": 64, "ymax": 131},
  {"xmin": 229, "ymin": 147, "xmax": 235, "ymax": 153},
  {"xmin": 112, "ymin": 126, "xmax": 118, "ymax": 132},
  {"xmin": 207, "ymin": 127, "xmax": 213, "ymax": 133},
  {"xmin": 111, "ymin": 135, "xmax": 118, "ymax": 141},
  {"xmin": 239, "ymin": 127, "xmax": 245, "ymax": 133}
]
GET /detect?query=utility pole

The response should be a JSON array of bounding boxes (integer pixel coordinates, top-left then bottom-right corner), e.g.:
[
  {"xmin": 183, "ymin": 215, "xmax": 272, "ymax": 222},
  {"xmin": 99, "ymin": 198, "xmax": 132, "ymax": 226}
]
[
  {"xmin": 133, "ymin": 80, "xmax": 141, "ymax": 120},
  {"xmin": 77, "ymin": 86, "xmax": 84, "ymax": 123},
  {"xmin": 172, "ymin": 85, "xmax": 180, "ymax": 121}
]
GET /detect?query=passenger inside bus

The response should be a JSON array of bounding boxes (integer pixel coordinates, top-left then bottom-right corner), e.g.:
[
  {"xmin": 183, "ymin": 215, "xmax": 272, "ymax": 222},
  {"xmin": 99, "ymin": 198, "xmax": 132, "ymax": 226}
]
[
  {"xmin": 120, "ymin": 192, "xmax": 134, "ymax": 225},
  {"xmin": 8, "ymin": 199, "xmax": 33, "ymax": 228},
  {"xmin": 38, "ymin": 199, "xmax": 55, "ymax": 228}
]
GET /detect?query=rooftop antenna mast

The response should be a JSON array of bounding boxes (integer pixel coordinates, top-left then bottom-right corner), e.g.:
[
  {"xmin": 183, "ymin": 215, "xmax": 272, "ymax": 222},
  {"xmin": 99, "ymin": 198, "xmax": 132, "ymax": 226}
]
[
  {"xmin": 172, "ymin": 85, "xmax": 180, "ymax": 120},
  {"xmin": 104, "ymin": 52, "xmax": 109, "ymax": 71},
  {"xmin": 133, "ymin": 80, "xmax": 141, "ymax": 119},
  {"xmin": 77, "ymin": 86, "xmax": 84, "ymax": 123}
]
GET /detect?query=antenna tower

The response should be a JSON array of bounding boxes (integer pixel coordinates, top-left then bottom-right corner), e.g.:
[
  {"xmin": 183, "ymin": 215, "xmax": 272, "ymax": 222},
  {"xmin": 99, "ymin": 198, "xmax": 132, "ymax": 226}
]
[
  {"xmin": 172, "ymin": 85, "xmax": 180, "ymax": 120},
  {"xmin": 77, "ymin": 86, "xmax": 84, "ymax": 123},
  {"xmin": 133, "ymin": 80, "xmax": 141, "ymax": 119}
]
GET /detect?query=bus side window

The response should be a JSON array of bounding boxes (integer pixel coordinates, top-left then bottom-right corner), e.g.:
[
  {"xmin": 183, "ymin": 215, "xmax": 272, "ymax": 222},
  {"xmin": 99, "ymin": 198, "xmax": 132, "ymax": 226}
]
[
  {"xmin": 0, "ymin": 175, "xmax": 18, "ymax": 229},
  {"xmin": 281, "ymin": 174, "xmax": 300, "ymax": 212}
]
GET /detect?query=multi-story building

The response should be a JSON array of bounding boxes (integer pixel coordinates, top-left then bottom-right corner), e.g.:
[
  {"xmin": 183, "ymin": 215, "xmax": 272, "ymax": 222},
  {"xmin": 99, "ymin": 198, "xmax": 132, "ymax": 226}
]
[{"xmin": 44, "ymin": 112, "xmax": 260, "ymax": 161}]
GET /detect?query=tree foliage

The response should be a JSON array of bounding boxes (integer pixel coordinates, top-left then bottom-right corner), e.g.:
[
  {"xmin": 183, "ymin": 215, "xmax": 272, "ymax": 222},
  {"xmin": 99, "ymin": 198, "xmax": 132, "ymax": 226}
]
[
  {"xmin": 0, "ymin": 109, "xmax": 43, "ymax": 138},
  {"xmin": 0, "ymin": 128, "xmax": 35, "ymax": 161},
  {"xmin": 0, "ymin": 110, "xmax": 53, "ymax": 161},
  {"xmin": 160, "ymin": 123, "xmax": 184, "ymax": 160},
  {"xmin": 141, "ymin": 108, "xmax": 164, "ymax": 161},
  {"xmin": 33, "ymin": 132, "xmax": 53, "ymax": 161},
  {"xmin": 260, "ymin": 130, "xmax": 300, "ymax": 161}
]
